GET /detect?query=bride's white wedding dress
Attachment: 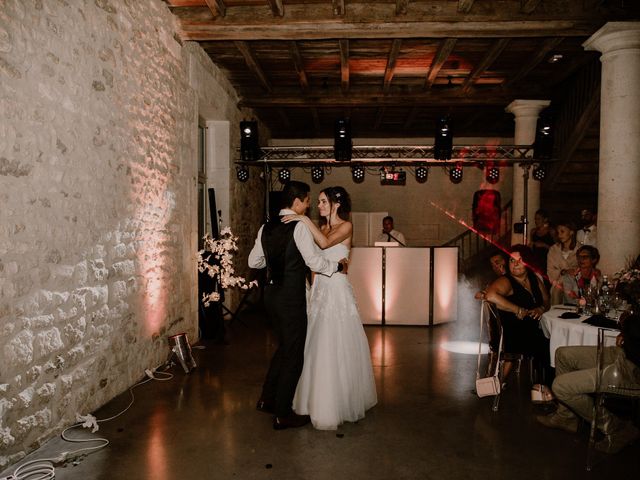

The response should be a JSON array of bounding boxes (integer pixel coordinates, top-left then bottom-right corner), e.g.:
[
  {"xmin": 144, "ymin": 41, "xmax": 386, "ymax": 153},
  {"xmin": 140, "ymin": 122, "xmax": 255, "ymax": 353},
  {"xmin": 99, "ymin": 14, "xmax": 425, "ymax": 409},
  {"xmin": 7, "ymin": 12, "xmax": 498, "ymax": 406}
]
[{"xmin": 293, "ymin": 243, "xmax": 377, "ymax": 430}]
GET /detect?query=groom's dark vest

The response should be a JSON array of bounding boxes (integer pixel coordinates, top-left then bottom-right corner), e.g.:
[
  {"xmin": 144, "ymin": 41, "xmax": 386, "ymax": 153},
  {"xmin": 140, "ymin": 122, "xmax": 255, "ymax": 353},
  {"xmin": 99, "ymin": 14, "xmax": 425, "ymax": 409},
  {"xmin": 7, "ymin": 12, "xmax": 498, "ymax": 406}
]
[{"xmin": 261, "ymin": 218, "xmax": 307, "ymax": 295}]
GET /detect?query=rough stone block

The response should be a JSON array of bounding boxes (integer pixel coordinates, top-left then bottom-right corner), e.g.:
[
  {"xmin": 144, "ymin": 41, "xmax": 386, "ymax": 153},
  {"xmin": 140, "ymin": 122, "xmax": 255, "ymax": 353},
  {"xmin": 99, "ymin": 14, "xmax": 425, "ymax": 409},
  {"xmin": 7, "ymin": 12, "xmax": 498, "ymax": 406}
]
[{"xmin": 4, "ymin": 331, "xmax": 34, "ymax": 368}]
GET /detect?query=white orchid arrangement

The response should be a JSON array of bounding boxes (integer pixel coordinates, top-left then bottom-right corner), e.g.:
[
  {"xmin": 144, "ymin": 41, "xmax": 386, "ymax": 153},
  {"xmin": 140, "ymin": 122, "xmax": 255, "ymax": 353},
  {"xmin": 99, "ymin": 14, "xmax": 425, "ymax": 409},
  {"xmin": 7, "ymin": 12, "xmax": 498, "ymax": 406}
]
[{"xmin": 197, "ymin": 227, "xmax": 258, "ymax": 306}]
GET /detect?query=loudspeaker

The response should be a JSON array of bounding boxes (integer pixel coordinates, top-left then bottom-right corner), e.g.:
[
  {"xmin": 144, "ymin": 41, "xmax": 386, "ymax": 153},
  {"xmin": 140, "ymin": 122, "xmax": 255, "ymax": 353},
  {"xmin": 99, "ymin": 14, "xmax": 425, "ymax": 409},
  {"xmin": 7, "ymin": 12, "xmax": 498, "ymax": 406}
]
[
  {"xmin": 240, "ymin": 121, "xmax": 260, "ymax": 161},
  {"xmin": 268, "ymin": 190, "xmax": 284, "ymax": 221},
  {"xmin": 472, "ymin": 190, "xmax": 501, "ymax": 234}
]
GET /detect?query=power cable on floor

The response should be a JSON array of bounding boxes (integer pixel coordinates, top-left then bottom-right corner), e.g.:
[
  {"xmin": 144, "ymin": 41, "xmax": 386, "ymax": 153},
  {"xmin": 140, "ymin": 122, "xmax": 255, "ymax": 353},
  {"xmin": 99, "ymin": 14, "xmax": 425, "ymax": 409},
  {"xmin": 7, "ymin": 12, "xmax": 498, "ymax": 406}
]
[{"xmin": 1, "ymin": 367, "xmax": 174, "ymax": 480}]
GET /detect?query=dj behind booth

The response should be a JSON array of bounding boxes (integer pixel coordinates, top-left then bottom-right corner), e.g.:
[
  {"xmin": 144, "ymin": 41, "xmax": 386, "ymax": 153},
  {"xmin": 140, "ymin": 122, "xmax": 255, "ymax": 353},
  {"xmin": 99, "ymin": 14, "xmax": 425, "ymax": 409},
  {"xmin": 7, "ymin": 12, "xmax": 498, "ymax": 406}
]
[{"xmin": 348, "ymin": 210, "xmax": 458, "ymax": 327}]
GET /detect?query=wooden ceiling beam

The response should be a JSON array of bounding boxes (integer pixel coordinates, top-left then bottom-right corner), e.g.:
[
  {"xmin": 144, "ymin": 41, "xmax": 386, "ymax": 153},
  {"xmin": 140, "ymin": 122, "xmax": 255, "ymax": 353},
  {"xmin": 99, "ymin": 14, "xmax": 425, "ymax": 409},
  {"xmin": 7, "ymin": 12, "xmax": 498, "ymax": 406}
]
[
  {"xmin": 203, "ymin": 0, "xmax": 226, "ymax": 17},
  {"xmin": 546, "ymin": 92, "xmax": 600, "ymax": 189},
  {"xmin": 179, "ymin": 20, "xmax": 600, "ymax": 41},
  {"xmin": 383, "ymin": 39, "xmax": 403, "ymax": 94},
  {"xmin": 461, "ymin": 38, "xmax": 510, "ymax": 94},
  {"xmin": 234, "ymin": 41, "xmax": 272, "ymax": 93},
  {"xmin": 288, "ymin": 41, "xmax": 309, "ymax": 92},
  {"xmin": 310, "ymin": 108, "xmax": 321, "ymax": 132},
  {"xmin": 403, "ymin": 106, "xmax": 419, "ymax": 130},
  {"xmin": 239, "ymin": 91, "xmax": 533, "ymax": 108},
  {"xmin": 425, "ymin": 38, "xmax": 457, "ymax": 90},
  {"xmin": 332, "ymin": 0, "xmax": 345, "ymax": 16},
  {"xmin": 277, "ymin": 108, "xmax": 291, "ymax": 130},
  {"xmin": 267, "ymin": 0, "xmax": 284, "ymax": 17},
  {"xmin": 521, "ymin": 0, "xmax": 542, "ymax": 14},
  {"xmin": 504, "ymin": 37, "xmax": 565, "ymax": 87},
  {"xmin": 396, "ymin": 0, "xmax": 408, "ymax": 15},
  {"xmin": 546, "ymin": 53, "xmax": 598, "ymax": 87},
  {"xmin": 458, "ymin": 0, "xmax": 475, "ymax": 14},
  {"xmin": 340, "ymin": 39, "xmax": 350, "ymax": 93},
  {"xmin": 373, "ymin": 107, "xmax": 386, "ymax": 130}
]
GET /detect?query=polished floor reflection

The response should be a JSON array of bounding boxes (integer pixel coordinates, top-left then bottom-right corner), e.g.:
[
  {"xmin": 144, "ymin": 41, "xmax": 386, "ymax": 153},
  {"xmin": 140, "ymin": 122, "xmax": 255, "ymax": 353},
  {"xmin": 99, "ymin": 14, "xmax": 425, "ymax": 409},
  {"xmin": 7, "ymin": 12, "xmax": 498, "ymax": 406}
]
[{"xmin": 4, "ymin": 310, "xmax": 639, "ymax": 479}]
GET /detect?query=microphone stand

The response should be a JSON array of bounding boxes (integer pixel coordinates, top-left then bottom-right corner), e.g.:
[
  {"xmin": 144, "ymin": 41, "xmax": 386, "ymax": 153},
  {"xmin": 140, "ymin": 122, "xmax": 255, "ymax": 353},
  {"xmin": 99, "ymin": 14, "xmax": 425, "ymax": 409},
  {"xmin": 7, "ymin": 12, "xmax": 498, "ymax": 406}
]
[{"xmin": 386, "ymin": 232, "xmax": 406, "ymax": 247}]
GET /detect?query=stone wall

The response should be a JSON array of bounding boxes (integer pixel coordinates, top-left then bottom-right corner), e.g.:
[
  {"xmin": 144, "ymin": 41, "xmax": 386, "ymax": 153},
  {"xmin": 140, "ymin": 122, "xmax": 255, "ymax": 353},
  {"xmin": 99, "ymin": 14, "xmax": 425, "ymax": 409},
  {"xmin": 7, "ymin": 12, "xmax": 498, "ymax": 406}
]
[{"xmin": 0, "ymin": 0, "xmax": 255, "ymax": 467}]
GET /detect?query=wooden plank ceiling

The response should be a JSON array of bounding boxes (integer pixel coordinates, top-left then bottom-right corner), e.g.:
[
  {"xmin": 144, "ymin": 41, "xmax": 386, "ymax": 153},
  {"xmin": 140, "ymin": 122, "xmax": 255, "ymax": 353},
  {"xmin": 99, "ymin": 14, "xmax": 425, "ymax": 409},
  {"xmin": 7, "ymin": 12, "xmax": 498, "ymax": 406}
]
[{"xmin": 166, "ymin": 0, "xmax": 638, "ymax": 140}]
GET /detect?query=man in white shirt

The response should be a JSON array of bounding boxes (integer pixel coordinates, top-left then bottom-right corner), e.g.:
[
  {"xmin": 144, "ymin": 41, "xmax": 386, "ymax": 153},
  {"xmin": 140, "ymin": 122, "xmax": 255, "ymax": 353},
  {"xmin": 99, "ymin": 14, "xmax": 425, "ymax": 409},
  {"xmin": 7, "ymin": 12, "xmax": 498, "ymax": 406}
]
[
  {"xmin": 576, "ymin": 208, "xmax": 597, "ymax": 246},
  {"xmin": 375, "ymin": 216, "xmax": 407, "ymax": 246},
  {"xmin": 249, "ymin": 181, "xmax": 347, "ymax": 430}
]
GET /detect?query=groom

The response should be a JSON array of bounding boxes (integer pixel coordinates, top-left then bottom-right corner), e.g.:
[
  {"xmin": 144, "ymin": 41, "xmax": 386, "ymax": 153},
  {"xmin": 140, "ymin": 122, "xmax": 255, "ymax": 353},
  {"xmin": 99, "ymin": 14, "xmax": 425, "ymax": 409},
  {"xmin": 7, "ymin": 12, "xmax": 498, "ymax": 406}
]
[{"xmin": 248, "ymin": 181, "xmax": 347, "ymax": 430}]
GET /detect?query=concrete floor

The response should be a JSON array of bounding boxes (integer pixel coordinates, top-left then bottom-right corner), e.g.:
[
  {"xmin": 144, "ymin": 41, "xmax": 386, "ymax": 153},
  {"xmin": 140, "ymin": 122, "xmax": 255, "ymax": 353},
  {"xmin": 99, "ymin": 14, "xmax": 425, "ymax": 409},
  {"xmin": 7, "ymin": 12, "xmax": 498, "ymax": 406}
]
[{"xmin": 3, "ymin": 310, "xmax": 639, "ymax": 479}]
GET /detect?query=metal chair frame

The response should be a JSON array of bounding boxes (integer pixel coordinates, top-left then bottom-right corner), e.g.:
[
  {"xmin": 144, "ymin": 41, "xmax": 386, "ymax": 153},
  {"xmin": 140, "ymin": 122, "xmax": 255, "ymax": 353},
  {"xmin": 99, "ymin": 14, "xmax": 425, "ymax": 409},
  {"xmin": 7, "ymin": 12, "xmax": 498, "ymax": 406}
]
[{"xmin": 586, "ymin": 327, "xmax": 640, "ymax": 471}]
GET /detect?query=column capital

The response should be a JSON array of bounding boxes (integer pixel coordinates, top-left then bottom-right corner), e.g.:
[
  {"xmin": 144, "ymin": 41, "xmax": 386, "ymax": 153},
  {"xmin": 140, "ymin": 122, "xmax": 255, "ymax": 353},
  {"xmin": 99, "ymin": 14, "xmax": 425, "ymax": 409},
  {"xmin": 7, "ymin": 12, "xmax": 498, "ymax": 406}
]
[
  {"xmin": 505, "ymin": 99, "xmax": 551, "ymax": 118},
  {"xmin": 583, "ymin": 22, "xmax": 640, "ymax": 55}
]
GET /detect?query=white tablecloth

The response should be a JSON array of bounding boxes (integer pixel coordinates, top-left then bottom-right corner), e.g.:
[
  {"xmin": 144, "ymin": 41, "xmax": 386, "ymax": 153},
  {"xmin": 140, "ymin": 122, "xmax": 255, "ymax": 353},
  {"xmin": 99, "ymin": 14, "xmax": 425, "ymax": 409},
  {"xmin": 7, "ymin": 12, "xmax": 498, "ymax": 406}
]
[{"xmin": 540, "ymin": 306, "xmax": 619, "ymax": 367}]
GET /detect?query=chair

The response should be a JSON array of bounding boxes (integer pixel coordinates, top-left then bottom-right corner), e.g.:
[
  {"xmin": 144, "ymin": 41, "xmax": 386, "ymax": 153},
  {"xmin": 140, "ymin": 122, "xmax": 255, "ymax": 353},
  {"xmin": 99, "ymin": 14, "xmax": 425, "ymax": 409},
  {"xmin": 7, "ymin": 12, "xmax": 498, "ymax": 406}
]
[
  {"xmin": 586, "ymin": 327, "xmax": 640, "ymax": 471},
  {"xmin": 481, "ymin": 301, "xmax": 525, "ymax": 412}
]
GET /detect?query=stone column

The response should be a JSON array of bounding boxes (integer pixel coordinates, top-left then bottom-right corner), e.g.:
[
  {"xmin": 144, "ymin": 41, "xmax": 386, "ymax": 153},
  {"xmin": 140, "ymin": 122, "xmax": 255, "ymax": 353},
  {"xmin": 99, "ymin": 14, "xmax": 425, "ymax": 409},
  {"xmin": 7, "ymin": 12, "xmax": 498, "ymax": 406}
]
[
  {"xmin": 584, "ymin": 22, "xmax": 640, "ymax": 275},
  {"xmin": 505, "ymin": 99, "xmax": 550, "ymax": 246}
]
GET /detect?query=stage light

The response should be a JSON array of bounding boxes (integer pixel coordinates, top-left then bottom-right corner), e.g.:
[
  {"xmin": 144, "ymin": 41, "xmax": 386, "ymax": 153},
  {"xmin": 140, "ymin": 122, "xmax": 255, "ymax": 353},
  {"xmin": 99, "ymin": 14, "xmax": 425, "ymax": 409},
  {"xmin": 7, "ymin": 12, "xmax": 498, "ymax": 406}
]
[
  {"xmin": 236, "ymin": 164, "xmax": 249, "ymax": 182},
  {"xmin": 334, "ymin": 118, "xmax": 352, "ymax": 161},
  {"xmin": 351, "ymin": 165, "xmax": 365, "ymax": 183},
  {"xmin": 415, "ymin": 165, "xmax": 429, "ymax": 183},
  {"xmin": 311, "ymin": 165, "xmax": 324, "ymax": 184},
  {"xmin": 278, "ymin": 168, "xmax": 291, "ymax": 184},
  {"xmin": 533, "ymin": 114, "xmax": 554, "ymax": 159},
  {"xmin": 240, "ymin": 120, "xmax": 260, "ymax": 161},
  {"xmin": 532, "ymin": 163, "xmax": 547, "ymax": 181},
  {"xmin": 449, "ymin": 163, "xmax": 463, "ymax": 184},
  {"xmin": 434, "ymin": 116, "xmax": 453, "ymax": 160},
  {"xmin": 485, "ymin": 165, "xmax": 500, "ymax": 184}
]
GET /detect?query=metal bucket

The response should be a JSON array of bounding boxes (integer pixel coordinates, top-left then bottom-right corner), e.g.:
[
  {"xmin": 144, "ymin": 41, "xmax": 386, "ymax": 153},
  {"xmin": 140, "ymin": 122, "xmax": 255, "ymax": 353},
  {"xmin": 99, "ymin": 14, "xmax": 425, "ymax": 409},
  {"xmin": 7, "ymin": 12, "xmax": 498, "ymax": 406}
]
[{"xmin": 168, "ymin": 333, "xmax": 197, "ymax": 373}]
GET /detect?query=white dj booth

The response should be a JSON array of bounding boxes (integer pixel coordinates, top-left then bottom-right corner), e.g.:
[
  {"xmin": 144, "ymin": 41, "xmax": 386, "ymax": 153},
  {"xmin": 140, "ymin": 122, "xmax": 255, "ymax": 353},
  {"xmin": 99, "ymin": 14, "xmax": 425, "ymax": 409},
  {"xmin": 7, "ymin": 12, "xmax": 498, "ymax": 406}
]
[{"xmin": 348, "ymin": 245, "xmax": 458, "ymax": 326}]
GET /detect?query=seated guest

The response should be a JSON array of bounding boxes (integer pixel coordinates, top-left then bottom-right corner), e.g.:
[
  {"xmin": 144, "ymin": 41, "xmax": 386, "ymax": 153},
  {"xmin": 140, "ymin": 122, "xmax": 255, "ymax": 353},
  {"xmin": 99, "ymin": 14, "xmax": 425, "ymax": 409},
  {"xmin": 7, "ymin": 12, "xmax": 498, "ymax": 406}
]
[
  {"xmin": 546, "ymin": 220, "xmax": 579, "ymax": 305},
  {"xmin": 530, "ymin": 209, "xmax": 555, "ymax": 274},
  {"xmin": 577, "ymin": 207, "xmax": 597, "ymax": 247},
  {"xmin": 475, "ymin": 249, "xmax": 507, "ymax": 300},
  {"xmin": 485, "ymin": 245, "xmax": 551, "ymax": 381},
  {"xmin": 375, "ymin": 216, "xmax": 406, "ymax": 246},
  {"xmin": 559, "ymin": 245, "xmax": 602, "ymax": 304},
  {"xmin": 537, "ymin": 314, "xmax": 640, "ymax": 454}
]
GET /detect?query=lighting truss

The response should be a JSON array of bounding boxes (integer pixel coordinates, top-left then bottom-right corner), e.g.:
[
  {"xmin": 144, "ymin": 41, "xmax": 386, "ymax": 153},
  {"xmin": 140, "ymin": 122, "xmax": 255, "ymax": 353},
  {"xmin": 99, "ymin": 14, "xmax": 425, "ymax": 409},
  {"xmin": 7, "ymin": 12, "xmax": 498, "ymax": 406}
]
[{"xmin": 244, "ymin": 145, "xmax": 540, "ymax": 166}]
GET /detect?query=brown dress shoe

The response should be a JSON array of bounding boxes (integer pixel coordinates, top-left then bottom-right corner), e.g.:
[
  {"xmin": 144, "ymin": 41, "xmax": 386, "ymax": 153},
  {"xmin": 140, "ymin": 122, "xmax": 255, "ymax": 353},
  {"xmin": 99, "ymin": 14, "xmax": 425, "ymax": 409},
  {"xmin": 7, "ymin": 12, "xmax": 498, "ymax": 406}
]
[
  {"xmin": 273, "ymin": 413, "xmax": 311, "ymax": 430},
  {"xmin": 536, "ymin": 413, "xmax": 579, "ymax": 434},
  {"xmin": 256, "ymin": 399, "xmax": 275, "ymax": 414},
  {"xmin": 595, "ymin": 423, "xmax": 640, "ymax": 454}
]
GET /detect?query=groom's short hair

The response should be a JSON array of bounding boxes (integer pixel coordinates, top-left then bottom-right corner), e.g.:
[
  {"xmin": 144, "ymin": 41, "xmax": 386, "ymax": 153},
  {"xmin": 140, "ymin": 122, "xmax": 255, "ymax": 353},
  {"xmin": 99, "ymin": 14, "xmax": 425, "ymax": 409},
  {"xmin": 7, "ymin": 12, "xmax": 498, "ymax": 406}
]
[{"xmin": 281, "ymin": 181, "xmax": 310, "ymax": 209}]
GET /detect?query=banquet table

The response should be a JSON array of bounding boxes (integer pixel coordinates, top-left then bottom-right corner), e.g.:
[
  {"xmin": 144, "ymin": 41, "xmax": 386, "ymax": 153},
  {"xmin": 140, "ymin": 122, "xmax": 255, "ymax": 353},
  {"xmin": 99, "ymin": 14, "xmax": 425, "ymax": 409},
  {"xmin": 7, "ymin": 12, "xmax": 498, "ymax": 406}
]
[{"xmin": 539, "ymin": 306, "xmax": 619, "ymax": 367}]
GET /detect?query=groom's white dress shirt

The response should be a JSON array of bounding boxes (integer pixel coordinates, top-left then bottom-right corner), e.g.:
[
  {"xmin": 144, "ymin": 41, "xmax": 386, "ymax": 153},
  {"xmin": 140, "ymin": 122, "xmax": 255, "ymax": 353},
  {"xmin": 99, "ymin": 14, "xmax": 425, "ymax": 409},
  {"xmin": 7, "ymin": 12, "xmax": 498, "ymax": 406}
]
[{"xmin": 248, "ymin": 209, "xmax": 338, "ymax": 276}]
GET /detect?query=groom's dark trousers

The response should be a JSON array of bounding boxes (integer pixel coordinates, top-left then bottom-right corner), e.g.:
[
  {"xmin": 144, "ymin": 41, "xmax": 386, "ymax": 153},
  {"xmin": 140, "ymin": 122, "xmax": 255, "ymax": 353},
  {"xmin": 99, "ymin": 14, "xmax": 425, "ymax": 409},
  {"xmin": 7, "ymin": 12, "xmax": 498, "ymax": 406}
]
[{"xmin": 260, "ymin": 219, "xmax": 308, "ymax": 417}]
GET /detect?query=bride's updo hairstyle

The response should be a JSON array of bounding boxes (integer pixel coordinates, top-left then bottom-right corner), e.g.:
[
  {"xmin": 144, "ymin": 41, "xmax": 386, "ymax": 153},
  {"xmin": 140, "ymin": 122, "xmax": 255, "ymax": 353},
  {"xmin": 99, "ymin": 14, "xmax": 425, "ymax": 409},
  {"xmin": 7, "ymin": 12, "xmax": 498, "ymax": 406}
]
[{"xmin": 322, "ymin": 186, "xmax": 351, "ymax": 221}]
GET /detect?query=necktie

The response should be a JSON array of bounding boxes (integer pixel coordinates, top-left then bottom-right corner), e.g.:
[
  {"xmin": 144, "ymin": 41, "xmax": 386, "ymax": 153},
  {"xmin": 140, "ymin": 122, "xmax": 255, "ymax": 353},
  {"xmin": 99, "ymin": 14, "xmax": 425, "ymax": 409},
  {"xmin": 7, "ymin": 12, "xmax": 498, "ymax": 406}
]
[{"xmin": 387, "ymin": 233, "xmax": 391, "ymax": 241}]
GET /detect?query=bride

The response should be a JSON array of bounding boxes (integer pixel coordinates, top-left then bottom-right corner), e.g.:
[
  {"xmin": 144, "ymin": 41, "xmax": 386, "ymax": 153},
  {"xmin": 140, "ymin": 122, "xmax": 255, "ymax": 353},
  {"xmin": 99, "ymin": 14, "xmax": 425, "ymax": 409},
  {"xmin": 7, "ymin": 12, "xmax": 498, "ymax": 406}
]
[{"xmin": 284, "ymin": 186, "xmax": 377, "ymax": 430}]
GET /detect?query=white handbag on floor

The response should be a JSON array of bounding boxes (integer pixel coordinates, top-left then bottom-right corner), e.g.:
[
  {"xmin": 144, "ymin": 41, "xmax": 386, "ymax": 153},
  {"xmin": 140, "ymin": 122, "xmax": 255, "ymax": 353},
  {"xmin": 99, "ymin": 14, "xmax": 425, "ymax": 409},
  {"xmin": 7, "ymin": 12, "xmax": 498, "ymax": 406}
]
[{"xmin": 476, "ymin": 302, "xmax": 502, "ymax": 398}]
